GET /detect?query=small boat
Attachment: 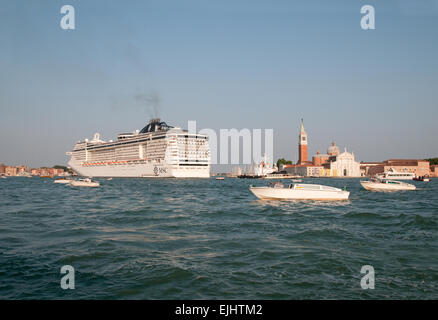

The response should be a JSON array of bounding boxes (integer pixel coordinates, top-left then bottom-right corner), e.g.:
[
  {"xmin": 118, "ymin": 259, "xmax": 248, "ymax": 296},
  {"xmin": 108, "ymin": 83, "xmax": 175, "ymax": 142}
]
[
  {"xmin": 360, "ymin": 178, "xmax": 416, "ymax": 191},
  {"xmin": 1, "ymin": 176, "xmax": 6, "ymax": 179},
  {"xmin": 40, "ymin": 175, "xmax": 54, "ymax": 179},
  {"xmin": 413, "ymin": 176, "xmax": 430, "ymax": 182},
  {"xmin": 291, "ymin": 179, "xmax": 302, "ymax": 183},
  {"xmin": 238, "ymin": 174, "xmax": 262, "ymax": 179},
  {"xmin": 249, "ymin": 182, "xmax": 350, "ymax": 200},
  {"xmin": 69, "ymin": 178, "xmax": 100, "ymax": 187},
  {"xmin": 216, "ymin": 177, "xmax": 225, "ymax": 180},
  {"xmin": 54, "ymin": 178, "xmax": 72, "ymax": 184},
  {"xmin": 263, "ymin": 173, "xmax": 301, "ymax": 180},
  {"xmin": 107, "ymin": 178, "xmax": 113, "ymax": 181}
]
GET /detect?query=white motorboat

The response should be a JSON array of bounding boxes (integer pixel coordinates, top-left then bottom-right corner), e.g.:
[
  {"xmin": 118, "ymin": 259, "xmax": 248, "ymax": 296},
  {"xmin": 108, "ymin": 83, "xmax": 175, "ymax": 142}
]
[
  {"xmin": 215, "ymin": 177, "xmax": 225, "ymax": 180},
  {"xmin": 376, "ymin": 168, "xmax": 415, "ymax": 180},
  {"xmin": 249, "ymin": 182, "xmax": 350, "ymax": 200},
  {"xmin": 360, "ymin": 178, "xmax": 416, "ymax": 191},
  {"xmin": 54, "ymin": 178, "xmax": 72, "ymax": 184},
  {"xmin": 69, "ymin": 178, "xmax": 100, "ymax": 187}
]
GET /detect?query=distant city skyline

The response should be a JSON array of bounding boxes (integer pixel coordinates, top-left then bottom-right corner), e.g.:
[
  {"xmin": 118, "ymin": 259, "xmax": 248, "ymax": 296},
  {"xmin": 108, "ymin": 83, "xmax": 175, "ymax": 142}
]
[{"xmin": 1, "ymin": 0, "xmax": 438, "ymax": 168}]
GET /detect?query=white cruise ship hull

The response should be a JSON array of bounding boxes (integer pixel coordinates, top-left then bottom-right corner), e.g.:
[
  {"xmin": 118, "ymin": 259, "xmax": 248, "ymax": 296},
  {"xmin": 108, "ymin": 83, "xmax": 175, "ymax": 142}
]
[{"xmin": 68, "ymin": 160, "xmax": 210, "ymax": 178}]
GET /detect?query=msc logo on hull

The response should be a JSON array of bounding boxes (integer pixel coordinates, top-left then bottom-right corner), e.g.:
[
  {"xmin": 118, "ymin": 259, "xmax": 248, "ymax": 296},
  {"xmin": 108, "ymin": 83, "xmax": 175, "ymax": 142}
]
[{"xmin": 153, "ymin": 166, "xmax": 167, "ymax": 176}]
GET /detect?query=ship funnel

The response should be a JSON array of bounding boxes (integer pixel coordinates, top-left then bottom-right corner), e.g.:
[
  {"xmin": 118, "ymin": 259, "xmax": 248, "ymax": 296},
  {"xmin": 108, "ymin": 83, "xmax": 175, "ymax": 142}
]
[{"xmin": 139, "ymin": 118, "xmax": 173, "ymax": 134}]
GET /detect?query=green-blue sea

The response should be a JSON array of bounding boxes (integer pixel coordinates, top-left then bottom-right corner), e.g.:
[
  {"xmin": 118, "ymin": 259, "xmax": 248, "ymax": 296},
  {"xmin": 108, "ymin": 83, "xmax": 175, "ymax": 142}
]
[{"xmin": 0, "ymin": 177, "xmax": 437, "ymax": 299}]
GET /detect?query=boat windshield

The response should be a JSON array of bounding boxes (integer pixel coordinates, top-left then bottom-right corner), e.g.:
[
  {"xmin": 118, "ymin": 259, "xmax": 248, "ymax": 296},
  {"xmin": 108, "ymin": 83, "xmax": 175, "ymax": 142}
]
[
  {"xmin": 382, "ymin": 179, "xmax": 401, "ymax": 184},
  {"xmin": 269, "ymin": 182, "xmax": 284, "ymax": 188},
  {"xmin": 295, "ymin": 184, "xmax": 322, "ymax": 190}
]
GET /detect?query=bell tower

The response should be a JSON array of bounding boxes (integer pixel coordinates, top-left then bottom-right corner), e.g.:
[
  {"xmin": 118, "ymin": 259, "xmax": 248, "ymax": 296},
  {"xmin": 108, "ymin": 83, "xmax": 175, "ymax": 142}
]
[{"xmin": 298, "ymin": 119, "xmax": 308, "ymax": 164}]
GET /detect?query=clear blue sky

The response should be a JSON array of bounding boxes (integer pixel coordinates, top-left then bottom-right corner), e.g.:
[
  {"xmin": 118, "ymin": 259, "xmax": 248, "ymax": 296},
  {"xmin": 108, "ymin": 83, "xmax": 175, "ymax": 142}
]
[{"xmin": 1, "ymin": 0, "xmax": 437, "ymax": 167}]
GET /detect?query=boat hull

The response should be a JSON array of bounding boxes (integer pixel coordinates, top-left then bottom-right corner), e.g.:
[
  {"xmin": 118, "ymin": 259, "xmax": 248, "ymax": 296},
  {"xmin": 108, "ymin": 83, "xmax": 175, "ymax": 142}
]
[
  {"xmin": 69, "ymin": 180, "xmax": 100, "ymax": 187},
  {"xmin": 413, "ymin": 178, "xmax": 430, "ymax": 182},
  {"xmin": 54, "ymin": 179, "xmax": 71, "ymax": 184},
  {"xmin": 360, "ymin": 181, "xmax": 416, "ymax": 191},
  {"xmin": 249, "ymin": 187, "xmax": 350, "ymax": 200}
]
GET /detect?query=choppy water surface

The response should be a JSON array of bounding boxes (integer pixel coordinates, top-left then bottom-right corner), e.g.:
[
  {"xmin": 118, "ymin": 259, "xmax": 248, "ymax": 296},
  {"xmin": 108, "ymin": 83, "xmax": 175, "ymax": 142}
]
[{"xmin": 0, "ymin": 177, "xmax": 437, "ymax": 299}]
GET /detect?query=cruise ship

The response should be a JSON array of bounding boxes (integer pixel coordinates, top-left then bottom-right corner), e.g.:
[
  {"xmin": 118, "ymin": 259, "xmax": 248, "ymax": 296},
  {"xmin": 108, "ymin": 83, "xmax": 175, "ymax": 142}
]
[{"xmin": 66, "ymin": 119, "xmax": 210, "ymax": 178}]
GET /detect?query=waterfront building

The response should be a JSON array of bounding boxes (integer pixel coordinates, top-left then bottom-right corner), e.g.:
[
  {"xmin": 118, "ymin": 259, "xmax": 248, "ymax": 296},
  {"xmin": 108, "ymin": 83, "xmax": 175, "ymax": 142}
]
[
  {"xmin": 0, "ymin": 165, "xmax": 66, "ymax": 177},
  {"xmin": 5, "ymin": 166, "xmax": 17, "ymax": 176},
  {"xmin": 297, "ymin": 119, "xmax": 311, "ymax": 165},
  {"xmin": 282, "ymin": 119, "xmax": 317, "ymax": 176},
  {"xmin": 39, "ymin": 168, "xmax": 56, "ymax": 177},
  {"xmin": 312, "ymin": 141, "xmax": 341, "ymax": 167},
  {"xmin": 312, "ymin": 150, "xmax": 330, "ymax": 166},
  {"xmin": 284, "ymin": 164, "xmax": 324, "ymax": 177},
  {"xmin": 360, "ymin": 162, "xmax": 382, "ymax": 176},
  {"xmin": 327, "ymin": 148, "xmax": 361, "ymax": 177},
  {"xmin": 327, "ymin": 141, "xmax": 340, "ymax": 156},
  {"xmin": 16, "ymin": 166, "xmax": 30, "ymax": 175},
  {"xmin": 310, "ymin": 139, "xmax": 361, "ymax": 177},
  {"xmin": 368, "ymin": 159, "xmax": 430, "ymax": 177},
  {"xmin": 318, "ymin": 167, "xmax": 339, "ymax": 177},
  {"xmin": 430, "ymin": 165, "xmax": 438, "ymax": 177}
]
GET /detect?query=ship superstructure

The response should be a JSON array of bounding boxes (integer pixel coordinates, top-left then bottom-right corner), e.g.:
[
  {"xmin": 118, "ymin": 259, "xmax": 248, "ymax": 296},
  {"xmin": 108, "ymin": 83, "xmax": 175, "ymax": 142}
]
[{"xmin": 67, "ymin": 119, "xmax": 210, "ymax": 178}]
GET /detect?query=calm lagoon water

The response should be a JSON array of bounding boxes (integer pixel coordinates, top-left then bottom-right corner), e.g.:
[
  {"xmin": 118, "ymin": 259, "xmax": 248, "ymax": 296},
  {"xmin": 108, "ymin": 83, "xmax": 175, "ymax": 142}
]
[{"xmin": 0, "ymin": 177, "xmax": 437, "ymax": 299}]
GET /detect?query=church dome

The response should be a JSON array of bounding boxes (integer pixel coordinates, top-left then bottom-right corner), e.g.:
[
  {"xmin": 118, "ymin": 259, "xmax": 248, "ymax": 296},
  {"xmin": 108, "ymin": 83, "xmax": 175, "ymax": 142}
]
[{"xmin": 327, "ymin": 141, "xmax": 340, "ymax": 156}]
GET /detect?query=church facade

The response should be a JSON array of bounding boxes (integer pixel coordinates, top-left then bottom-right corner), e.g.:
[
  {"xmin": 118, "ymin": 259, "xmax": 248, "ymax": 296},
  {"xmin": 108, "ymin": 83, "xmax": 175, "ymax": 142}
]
[{"xmin": 328, "ymin": 148, "xmax": 361, "ymax": 177}]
